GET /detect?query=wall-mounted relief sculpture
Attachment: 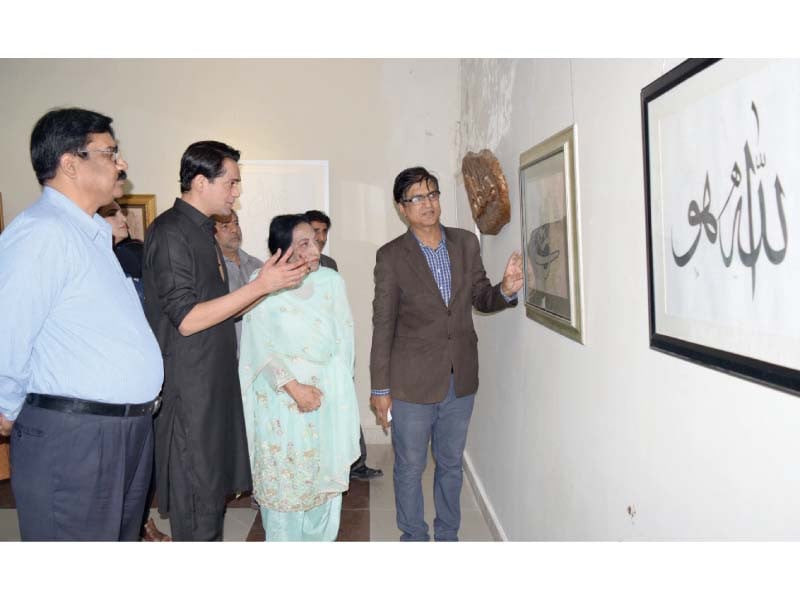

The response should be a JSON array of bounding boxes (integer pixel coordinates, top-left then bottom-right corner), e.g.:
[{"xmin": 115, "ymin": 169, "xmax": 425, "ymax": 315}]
[{"xmin": 461, "ymin": 149, "xmax": 511, "ymax": 234}]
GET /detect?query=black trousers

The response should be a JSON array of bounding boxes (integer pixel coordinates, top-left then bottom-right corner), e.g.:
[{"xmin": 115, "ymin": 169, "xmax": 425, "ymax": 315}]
[
  {"xmin": 350, "ymin": 427, "xmax": 368, "ymax": 473},
  {"xmin": 165, "ymin": 412, "xmax": 225, "ymax": 541},
  {"xmin": 10, "ymin": 402, "xmax": 153, "ymax": 541}
]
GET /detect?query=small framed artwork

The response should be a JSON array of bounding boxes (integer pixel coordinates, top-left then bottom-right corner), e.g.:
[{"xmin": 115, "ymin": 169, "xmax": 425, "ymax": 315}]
[
  {"xmin": 519, "ymin": 125, "xmax": 584, "ymax": 343},
  {"xmin": 118, "ymin": 194, "xmax": 156, "ymax": 242},
  {"xmin": 642, "ymin": 59, "xmax": 800, "ymax": 394}
]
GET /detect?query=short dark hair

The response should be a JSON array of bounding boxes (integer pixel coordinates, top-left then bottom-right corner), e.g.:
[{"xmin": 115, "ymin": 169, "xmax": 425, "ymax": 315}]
[
  {"xmin": 393, "ymin": 166, "xmax": 439, "ymax": 203},
  {"xmin": 179, "ymin": 140, "xmax": 241, "ymax": 193},
  {"xmin": 213, "ymin": 209, "xmax": 238, "ymax": 224},
  {"xmin": 30, "ymin": 108, "xmax": 115, "ymax": 185},
  {"xmin": 97, "ymin": 200, "xmax": 121, "ymax": 218},
  {"xmin": 268, "ymin": 213, "xmax": 310, "ymax": 256},
  {"xmin": 304, "ymin": 209, "xmax": 331, "ymax": 228}
]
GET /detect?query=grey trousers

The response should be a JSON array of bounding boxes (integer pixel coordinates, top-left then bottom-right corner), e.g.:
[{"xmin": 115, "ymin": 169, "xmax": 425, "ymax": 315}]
[{"xmin": 11, "ymin": 402, "xmax": 153, "ymax": 541}]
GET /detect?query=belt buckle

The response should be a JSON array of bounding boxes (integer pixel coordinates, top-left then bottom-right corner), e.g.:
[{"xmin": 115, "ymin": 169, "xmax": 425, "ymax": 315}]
[{"xmin": 152, "ymin": 396, "xmax": 162, "ymax": 416}]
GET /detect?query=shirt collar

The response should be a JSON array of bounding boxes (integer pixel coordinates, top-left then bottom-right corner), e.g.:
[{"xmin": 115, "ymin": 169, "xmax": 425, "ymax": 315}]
[
  {"xmin": 41, "ymin": 186, "xmax": 108, "ymax": 242},
  {"xmin": 411, "ymin": 225, "xmax": 447, "ymax": 251},
  {"xmin": 173, "ymin": 197, "xmax": 216, "ymax": 235},
  {"xmin": 221, "ymin": 250, "xmax": 242, "ymax": 266}
]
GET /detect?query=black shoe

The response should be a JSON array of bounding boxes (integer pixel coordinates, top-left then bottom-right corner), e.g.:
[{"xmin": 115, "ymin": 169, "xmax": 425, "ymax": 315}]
[{"xmin": 350, "ymin": 466, "xmax": 384, "ymax": 481}]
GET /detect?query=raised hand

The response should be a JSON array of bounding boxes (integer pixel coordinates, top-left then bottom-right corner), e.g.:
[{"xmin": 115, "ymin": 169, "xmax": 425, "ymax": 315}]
[
  {"xmin": 500, "ymin": 250, "xmax": 524, "ymax": 296},
  {"xmin": 254, "ymin": 247, "xmax": 309, "ymax": 295}
]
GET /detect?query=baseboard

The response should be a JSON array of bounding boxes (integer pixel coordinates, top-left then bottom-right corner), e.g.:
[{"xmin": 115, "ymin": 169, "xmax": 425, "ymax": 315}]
[{"xmin": 463, "ymin": 450, "xmax": 507, "ymax": 541}]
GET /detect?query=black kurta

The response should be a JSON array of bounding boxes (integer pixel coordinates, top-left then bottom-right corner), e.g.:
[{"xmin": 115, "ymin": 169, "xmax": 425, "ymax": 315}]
[{"xmin": 143, "ymin": 198, "xmax": 252, "ymax": 514}]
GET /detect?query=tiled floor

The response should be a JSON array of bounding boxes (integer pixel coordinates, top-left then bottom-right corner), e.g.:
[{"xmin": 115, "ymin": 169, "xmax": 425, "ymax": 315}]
[{"xmin": 0, "ymin": 444, "xmax": 494, "ymax": 542}]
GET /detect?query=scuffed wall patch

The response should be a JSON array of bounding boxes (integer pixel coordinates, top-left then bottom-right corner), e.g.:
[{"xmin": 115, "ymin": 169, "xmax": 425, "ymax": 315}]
[{"xmin": 459, "ymin": 59, "xmax": 518, "ymax": 156}]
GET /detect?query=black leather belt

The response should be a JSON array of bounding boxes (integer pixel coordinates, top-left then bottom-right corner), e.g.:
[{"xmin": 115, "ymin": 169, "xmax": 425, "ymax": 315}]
[{"xmin": 26, "ymin": 393, "xmax": 160, "ymax": 417}]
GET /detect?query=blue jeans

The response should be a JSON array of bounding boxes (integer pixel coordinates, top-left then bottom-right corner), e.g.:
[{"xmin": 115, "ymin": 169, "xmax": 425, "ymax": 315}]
[{"xmin": 391, "ymin": 376, "xmax": 475, "ymax": 541}]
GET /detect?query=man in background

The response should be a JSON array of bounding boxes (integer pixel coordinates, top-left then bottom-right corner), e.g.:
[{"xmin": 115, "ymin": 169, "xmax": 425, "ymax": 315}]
[
  {"xmin": 214, "ymin": 208, "xmax": 264, "ymax": 512},
  {"xmin": 305, "ymin": 209, "xmax": 383, "ymax": 482},
  {"xmin": 214, "ymin": 209, "xmax": 263, "ymax": 352}
]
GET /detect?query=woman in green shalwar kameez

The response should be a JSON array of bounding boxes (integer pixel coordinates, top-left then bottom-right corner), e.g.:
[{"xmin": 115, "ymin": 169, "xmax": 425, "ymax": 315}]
[{"xmin": 239, "ymin": 214, "xmax": 360, "ymax": 541}]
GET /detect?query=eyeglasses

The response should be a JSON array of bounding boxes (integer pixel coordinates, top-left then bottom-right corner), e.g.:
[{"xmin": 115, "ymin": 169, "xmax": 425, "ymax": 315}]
[
  {"xmin": 77, "ymin": 146, "xmax": 120, "ymax": 163},
  {"xmin": 401, "ymin": 190, "xmax": 441, "ymax": 205}
]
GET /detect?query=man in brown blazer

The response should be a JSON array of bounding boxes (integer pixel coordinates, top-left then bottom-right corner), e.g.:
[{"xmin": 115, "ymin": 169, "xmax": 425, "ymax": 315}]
[{"xmin": 370, "ymin": 166, "xmax": 523, "ymax": 541}]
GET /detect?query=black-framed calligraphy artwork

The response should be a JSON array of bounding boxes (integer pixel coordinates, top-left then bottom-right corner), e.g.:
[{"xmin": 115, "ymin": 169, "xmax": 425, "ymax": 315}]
[
  {"xmin": 519, "ymin": 125, "xmax": 584, "ymax": 343},
  {"xmin": 642, "ymin": 59, "xmax": 800, "ymax": 394}
]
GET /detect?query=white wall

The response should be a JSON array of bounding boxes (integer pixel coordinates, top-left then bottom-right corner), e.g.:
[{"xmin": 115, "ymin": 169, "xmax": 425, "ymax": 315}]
[
  {"xmin": 7, "ymin": 58, "xmax": 798, "ymax": 541},
  {"xmin": 460, "ymin": 58, "xmax": 800, "ymax": 540},
  {"xmin": 0, "ymin": 58, "xmax": 460, "ymax": 444}
]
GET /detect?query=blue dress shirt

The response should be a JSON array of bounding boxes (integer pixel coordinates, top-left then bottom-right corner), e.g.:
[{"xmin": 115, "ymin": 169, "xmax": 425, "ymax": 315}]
[
  {"xmin": 0, "ymin": 187, "xmax": 164, "ymax": 420},
  {"xmin": 417, "ymin": 229, "xmax": 454, "ymax": 307},
  {"xmin": 412, "ymin": 227, "xmax": 516, "ymax": 307}
]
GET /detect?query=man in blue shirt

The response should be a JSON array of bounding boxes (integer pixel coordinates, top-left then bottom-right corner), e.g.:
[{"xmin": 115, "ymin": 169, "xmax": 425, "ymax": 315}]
[{"xmin": 0, "ymin": 108, "xmax": 165, "ymax": 540}]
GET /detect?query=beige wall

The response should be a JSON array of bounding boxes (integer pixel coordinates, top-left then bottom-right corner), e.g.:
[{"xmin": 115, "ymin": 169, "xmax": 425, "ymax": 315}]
[
  {"xmin": 12, "ymin": 58, "xmax": 795, "ymax": 541},
  {"xmin": 460, "ymin": 58, "xmax": 800, "ymax": 540},
  {"xmin": 0, "ymin": 58, "xmax": 460, "ymax": 442}
]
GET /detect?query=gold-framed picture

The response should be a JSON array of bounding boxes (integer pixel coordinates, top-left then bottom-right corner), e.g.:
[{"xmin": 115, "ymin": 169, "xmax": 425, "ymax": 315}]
[
  {"xmin": 118, "ymin": 194, "xmax": 156, "ymax": 242},
  {"xmin": 519, "ymin": 125, "xmax": 584, "ymax": 344}
]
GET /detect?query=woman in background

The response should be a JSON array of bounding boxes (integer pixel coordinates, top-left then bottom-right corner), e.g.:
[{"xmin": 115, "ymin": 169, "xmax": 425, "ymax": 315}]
[
  {"xmin": 98, "ymin": 199, "xmax": 169, "ymax": 541},
  {"xmin": 239, "ymin": 213, "xmax": 359, "ymax": 541},
  {"xmin": 98, "ymin": 200, "xmax": 145, "ymax": 305}
]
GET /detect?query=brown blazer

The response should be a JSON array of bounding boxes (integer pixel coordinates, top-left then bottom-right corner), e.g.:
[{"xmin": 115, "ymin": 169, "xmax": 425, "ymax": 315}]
[{"xmin": 370, "ymin": 226, "xmax": 516, "ymax": 404}]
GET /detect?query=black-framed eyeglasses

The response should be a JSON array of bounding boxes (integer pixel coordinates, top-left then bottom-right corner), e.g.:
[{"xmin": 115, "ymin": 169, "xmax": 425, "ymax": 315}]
[
  {"xmin": 76, "ymin": 146, "xmax": 120, "ymax": 163},
  {"xmin": 402, "ymin": 190, "xmax": 441, "ymax": 205}
]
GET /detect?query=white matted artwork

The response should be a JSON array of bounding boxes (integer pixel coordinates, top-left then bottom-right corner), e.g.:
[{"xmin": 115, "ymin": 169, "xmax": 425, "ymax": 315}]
[
  {"xmin": 236, "ymin": 160, "xmax": 329, "ymax": 262},
  {"xmin": 643, "ymin": 58, "xmax": 800, "ymax": 394}
]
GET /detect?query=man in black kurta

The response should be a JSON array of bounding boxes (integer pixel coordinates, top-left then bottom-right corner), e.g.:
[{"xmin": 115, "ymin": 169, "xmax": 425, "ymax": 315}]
[{"xmin": 143, "ymin": 141, "xmax": 307, "ymax": 540}]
